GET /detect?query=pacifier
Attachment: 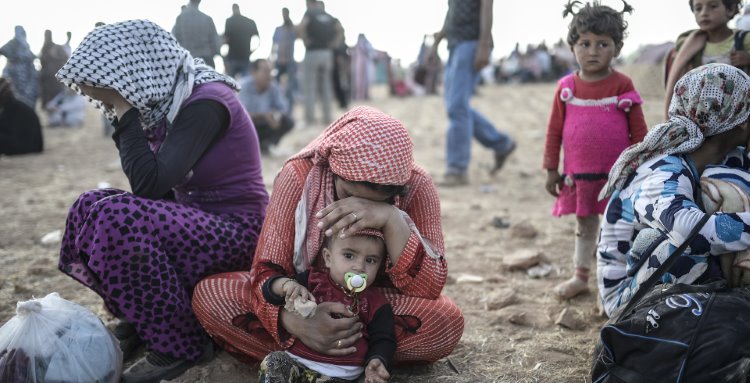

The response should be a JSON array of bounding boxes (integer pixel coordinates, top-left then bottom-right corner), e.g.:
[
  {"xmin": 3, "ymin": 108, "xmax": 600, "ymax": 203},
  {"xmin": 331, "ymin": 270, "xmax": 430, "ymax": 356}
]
[{"xmin": 344, "ymin": 272, "xmax": 367, "ymax": 293}]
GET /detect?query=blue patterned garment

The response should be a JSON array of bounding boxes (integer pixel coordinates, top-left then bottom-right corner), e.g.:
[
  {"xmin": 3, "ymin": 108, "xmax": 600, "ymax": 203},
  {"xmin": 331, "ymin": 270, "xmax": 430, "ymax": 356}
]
[
  {"xmin": 597, "ymin": 148, "xmax": 750, "ymax": 317},
  {"xmin": 0, "ymin": 26, "xmax": 39, "ymax": 107}
]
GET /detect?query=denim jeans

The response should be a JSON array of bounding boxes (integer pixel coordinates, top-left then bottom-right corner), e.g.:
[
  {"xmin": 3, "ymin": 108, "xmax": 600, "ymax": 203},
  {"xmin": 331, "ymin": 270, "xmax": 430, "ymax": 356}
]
[{"xmin": 444, "ymin": 41, "xmax": 513, "ymax": 174}]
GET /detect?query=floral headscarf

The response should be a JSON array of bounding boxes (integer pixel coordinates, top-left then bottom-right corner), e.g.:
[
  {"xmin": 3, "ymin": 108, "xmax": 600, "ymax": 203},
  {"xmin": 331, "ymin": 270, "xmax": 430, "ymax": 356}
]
[
  {"xmin": 601, "ymin": 63, "xmax": 750, "ymax": 199},
  {"xmin": 289, "ymin": 106, "xmax": 415, "ymax": 272}
]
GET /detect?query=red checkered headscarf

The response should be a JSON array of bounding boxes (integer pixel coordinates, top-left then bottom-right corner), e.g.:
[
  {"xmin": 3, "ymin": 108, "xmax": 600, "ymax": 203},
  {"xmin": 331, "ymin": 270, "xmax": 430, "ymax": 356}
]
[{"xmin": 290, "ymin": 106, "xmax": 414, "ymax": 272}]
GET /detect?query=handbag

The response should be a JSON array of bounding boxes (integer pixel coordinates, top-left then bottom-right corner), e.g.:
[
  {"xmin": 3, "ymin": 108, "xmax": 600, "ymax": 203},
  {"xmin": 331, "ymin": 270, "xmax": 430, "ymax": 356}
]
[{"xmin": 591, "ymin": 213, "xmax": 750, "ymax": 383}]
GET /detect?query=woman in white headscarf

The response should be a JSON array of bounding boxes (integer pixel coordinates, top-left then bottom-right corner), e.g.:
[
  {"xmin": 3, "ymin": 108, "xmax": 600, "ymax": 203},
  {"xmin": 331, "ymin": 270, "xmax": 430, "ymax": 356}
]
[
  {"xmin": 55, "ymin": 19, "xmax": 268, "ymax": 382},
  {"xmin": 597, "ymin": 63, "xmax": 750, "ymax": 317}
]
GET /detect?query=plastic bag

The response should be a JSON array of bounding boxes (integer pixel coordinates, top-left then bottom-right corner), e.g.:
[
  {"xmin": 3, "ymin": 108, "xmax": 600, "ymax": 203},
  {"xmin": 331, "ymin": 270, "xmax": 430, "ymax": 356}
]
[{"xmin": 0, "ymin": 292, "xmax": 122, "ymax": 382}]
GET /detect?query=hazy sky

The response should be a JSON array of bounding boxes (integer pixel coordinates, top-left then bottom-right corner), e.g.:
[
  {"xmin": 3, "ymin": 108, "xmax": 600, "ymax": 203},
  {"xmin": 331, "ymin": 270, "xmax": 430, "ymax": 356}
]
[{"xmin": 0, "ymin": 0, "xmax": 714, "ymax": 71}]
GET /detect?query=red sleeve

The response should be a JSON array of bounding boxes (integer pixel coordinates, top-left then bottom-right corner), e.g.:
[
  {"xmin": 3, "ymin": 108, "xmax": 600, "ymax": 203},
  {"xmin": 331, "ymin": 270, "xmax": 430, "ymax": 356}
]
[
  {"xmin": 385, "ymin": 168, "xmax": 447, "ymax": 299},
  {"xmin": 249, "ymin": 161, "xmax": 306, "ymax": 346},
  {"xmin": 543, "ymin": 85, "xmax": 565, "ymax": 170}
]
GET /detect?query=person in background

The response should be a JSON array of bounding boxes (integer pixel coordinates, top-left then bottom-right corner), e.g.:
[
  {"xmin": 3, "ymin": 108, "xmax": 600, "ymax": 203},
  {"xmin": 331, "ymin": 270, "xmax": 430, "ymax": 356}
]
[
  {"xmin": 0, "ymin": 26, "xmax": 39, "ymax": 108},
  {"xmin": 331, "ymin": 22, "xmax": 351, "ymax": 110},
  {"xmin": 45, "ymin": 88, "xmax": 88, "ymax": 127},
  {"xmin": 297, "ymin": 0, "xmax": 343, "ymax": 125},
  {"xmin": 664, "ymin": 0, "xmax": 748, "ymax": 117},
  {"xmin": 39, "ymin": 29, "xmax": 69, "ymax": 107},
  {"xmin": 0, "ymin": 78, "xmax": 43, "ymax": 155},
  {"xmin": 223, "ymin": 3, "xmax": 259, "ymax": 79},
  {"xmin": 238, "ymin": 59, "xmax": 295, "ymax": 154},
  {"xmin": 55, "ymin": 20, "xmax": 268, "ymax": 382},
  {"xmin": 432, "ymin": 0, "xmax": 516, "ymax": 186},
  {"xmin": 272, "ymin": 7, "xmax": 298, "ymax": 110},
  {"xmin": 172, "ymin": 0, "xmax": 222, "ymax": 68},
  {"xmin": 63, "ymin": 31, "xmax": 72, "ymax": 56},
  {"xmin": 350, "ymin": 33, "xmax": 373, "ymax": 102}
]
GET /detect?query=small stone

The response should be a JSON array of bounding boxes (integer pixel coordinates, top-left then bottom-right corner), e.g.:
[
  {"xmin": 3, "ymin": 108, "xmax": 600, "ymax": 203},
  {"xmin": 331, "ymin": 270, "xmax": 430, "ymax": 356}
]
[
  {"xmin": 482, "ymin": 288, "xmax": 518, "ymax": 310},
  {"xmin": 555, "ymin": 308, "xmax": 584, "ymax": 330},
  {"xmin": 527, "ymin": 263, "xmax": 554, "ymax": 278},
  {"xmin": 479, "ymin": 184, "xmax": 496, "ymax": 193},
  {"xmin": 14, "ymin": 284, "xmax": 31, "ymax": 294},
  {"xmin": 40, "ymin": 230, "xmax": 62, "ymax": 246},
  {"xmin": 469, "ymin": 204, "xmax": 482, "ymax": 210},
  {"xmin": 485, "ymin": 275, "xmax": 507, "ymax": 284},
  {"xmin": 491, "ymin": 216, "xmax": 510, "ymax": 229},
  {"xmin": 491, "ymin": 306, "xmax": 551, "ymax": 328},
  {"xmin": 512, "ymin": 221, "xmax": 538, "ymax": 239},
  {"xmin": 455, "ymin": 274, "xmax": 484, "ymax": 284},
  {"xmin": 445, "ymin": 274, "xmax": 457, "ymax": 285},
  {"xmin": 503, "ymin": 249, "xmax": 547, "ymax": 271}
]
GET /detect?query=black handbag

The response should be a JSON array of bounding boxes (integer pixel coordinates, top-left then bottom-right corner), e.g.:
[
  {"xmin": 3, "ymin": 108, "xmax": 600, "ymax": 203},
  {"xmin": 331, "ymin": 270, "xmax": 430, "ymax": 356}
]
[{"xmin": 591, "ymin": 213, "xmax": 750, "ymax": 383}]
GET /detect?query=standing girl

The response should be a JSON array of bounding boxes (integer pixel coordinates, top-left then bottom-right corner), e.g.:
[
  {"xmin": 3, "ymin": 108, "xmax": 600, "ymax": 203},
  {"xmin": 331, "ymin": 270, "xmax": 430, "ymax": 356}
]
[{"xmin": 543, "ymin": 0, "xmax": 647, "ymax": 300}]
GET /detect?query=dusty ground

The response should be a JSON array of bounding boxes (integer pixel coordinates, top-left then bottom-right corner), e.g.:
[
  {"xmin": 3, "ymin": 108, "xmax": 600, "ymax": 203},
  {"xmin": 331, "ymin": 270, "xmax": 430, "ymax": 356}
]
[{"xmin": 0, "ymin": 64, "xmax": 665, "ymax": 382}]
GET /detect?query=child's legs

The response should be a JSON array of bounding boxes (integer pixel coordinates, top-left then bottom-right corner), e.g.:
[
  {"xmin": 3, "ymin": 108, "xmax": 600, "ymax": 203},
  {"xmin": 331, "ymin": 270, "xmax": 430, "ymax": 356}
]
[
  {"xmin": 574, "ymin": 214, "xmax": 601, "ymax": 272},
  {"xmin": 554, "ymin": 214, "xmax": 600, "ymax": 299}
]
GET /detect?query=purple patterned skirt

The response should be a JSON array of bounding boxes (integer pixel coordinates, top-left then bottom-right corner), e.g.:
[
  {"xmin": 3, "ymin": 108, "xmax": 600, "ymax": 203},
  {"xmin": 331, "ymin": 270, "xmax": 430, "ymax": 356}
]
[{"xmin": 58, "ymin": 188, "xmax": 263, "ymax": 360}]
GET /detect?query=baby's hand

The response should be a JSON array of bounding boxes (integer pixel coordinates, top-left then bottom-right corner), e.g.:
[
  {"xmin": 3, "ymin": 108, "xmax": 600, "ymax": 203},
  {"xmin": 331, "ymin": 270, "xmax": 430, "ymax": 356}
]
[
  {"xmin": 282, "ymin": 280, "xmax": 314, "ymax": 303},
  {"xmin": 364, "ymin": 358, "xmax": 390, "ymax": 383}
]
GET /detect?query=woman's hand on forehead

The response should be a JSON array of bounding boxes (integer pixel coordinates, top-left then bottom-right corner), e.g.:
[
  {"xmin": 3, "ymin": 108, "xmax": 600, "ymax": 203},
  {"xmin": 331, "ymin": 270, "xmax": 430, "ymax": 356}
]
[
  {"xmin": 316, "ymin": 196, "xmax": 399, "ymax": 239},
  {"xmin": 79, "ymin": 85, "xmax": 132, "ymax": 117}
]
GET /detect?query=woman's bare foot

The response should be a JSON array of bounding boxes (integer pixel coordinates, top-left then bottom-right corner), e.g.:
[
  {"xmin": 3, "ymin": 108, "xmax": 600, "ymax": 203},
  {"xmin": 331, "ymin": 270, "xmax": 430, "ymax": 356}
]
[{"xmin": 553, "ymin": 277, "xmax": 589, "ymax": 300}]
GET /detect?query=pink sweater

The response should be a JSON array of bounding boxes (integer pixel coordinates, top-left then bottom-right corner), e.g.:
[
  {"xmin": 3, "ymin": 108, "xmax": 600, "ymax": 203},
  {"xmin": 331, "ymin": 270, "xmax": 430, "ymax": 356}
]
[{"xmin": 543, "ymin": 71, "xmax": 648, "ymax": 173}]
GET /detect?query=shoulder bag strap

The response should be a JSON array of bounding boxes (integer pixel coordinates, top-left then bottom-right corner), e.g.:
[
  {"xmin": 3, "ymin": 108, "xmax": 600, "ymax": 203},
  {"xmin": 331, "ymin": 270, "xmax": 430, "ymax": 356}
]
[
  {"xmin": 615, "ymin": 158, "xmax": 708, "ymax": 319},
  {"xmin": 615, "ymin": 212, "xmax": 710, "ymax": 320}
]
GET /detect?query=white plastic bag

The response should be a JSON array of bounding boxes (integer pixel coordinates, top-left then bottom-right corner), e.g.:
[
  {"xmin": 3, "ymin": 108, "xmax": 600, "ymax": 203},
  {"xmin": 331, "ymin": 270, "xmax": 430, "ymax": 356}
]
[{"xmin": 0, "ymin": 292, "xmax": 122, "ymax": 382}]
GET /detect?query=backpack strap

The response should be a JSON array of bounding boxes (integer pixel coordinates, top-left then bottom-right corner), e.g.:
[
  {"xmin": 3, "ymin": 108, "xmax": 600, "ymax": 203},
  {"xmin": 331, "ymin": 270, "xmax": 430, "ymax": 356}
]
[
  {"xmin": 613, "ymin": 162, "xmax": 709, "ymax": 320},
  {"xmin": 614, "ymin": 212, "xmax": 710, "ymax": 321}
]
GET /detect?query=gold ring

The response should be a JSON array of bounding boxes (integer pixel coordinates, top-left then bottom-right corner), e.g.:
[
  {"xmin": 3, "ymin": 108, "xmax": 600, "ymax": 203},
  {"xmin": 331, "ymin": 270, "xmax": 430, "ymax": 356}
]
[
  {"xmin": 337, "ymin": 339, "xmax": 343, "ymax": 348},
  {"xmin": 351, "ymin": 212, "xmax": 358, "ymax": 221}
]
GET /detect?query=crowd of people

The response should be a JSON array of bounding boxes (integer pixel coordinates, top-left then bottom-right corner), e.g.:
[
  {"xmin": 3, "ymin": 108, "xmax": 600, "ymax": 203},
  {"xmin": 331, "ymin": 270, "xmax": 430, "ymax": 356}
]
[
  {"xmin": 0, "ymin": 25, "xmax": 86, "ymax": 155},
  {"xmin": 6, "ymin": 0, "xmax": 750, "ymax": 381}
]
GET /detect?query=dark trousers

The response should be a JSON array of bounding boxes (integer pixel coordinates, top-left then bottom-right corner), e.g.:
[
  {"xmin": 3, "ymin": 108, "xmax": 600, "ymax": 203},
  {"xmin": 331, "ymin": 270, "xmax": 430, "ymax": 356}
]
[{"xmin": 252, "ymin": 114, "xmax": 294, "ymax": 152}]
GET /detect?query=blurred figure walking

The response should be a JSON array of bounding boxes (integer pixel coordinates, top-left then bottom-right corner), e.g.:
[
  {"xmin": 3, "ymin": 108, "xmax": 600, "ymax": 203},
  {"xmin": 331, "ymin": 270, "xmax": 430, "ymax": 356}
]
[{"xmin": 172, "ymin": 0, "xmax": 221, "ymax": 68}]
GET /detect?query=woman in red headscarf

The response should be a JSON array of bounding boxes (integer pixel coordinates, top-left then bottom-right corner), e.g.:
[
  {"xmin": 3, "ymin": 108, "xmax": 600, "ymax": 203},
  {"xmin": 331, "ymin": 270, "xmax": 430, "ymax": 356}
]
[{"xmin": 193, "ymin": 106, "xmax": 463, "ymax": 365}]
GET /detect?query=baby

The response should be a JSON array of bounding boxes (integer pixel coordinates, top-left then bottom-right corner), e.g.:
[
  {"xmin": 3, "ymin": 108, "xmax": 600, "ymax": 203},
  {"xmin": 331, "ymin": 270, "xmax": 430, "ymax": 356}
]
[{"xmin": 259, "ymin": 229, "xmax": 395, "ymax": 383}]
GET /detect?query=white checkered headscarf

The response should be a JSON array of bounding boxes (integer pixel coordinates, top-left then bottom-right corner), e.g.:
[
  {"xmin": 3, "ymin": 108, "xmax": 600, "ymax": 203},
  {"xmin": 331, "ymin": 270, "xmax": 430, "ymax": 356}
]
[
  {"xmin": 600, "ymin": 64, "xmax": 750, "ymax": 199},
  {"xmin": 55, "ymin": 19, "xmax": 238, "ymax": 130}
]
